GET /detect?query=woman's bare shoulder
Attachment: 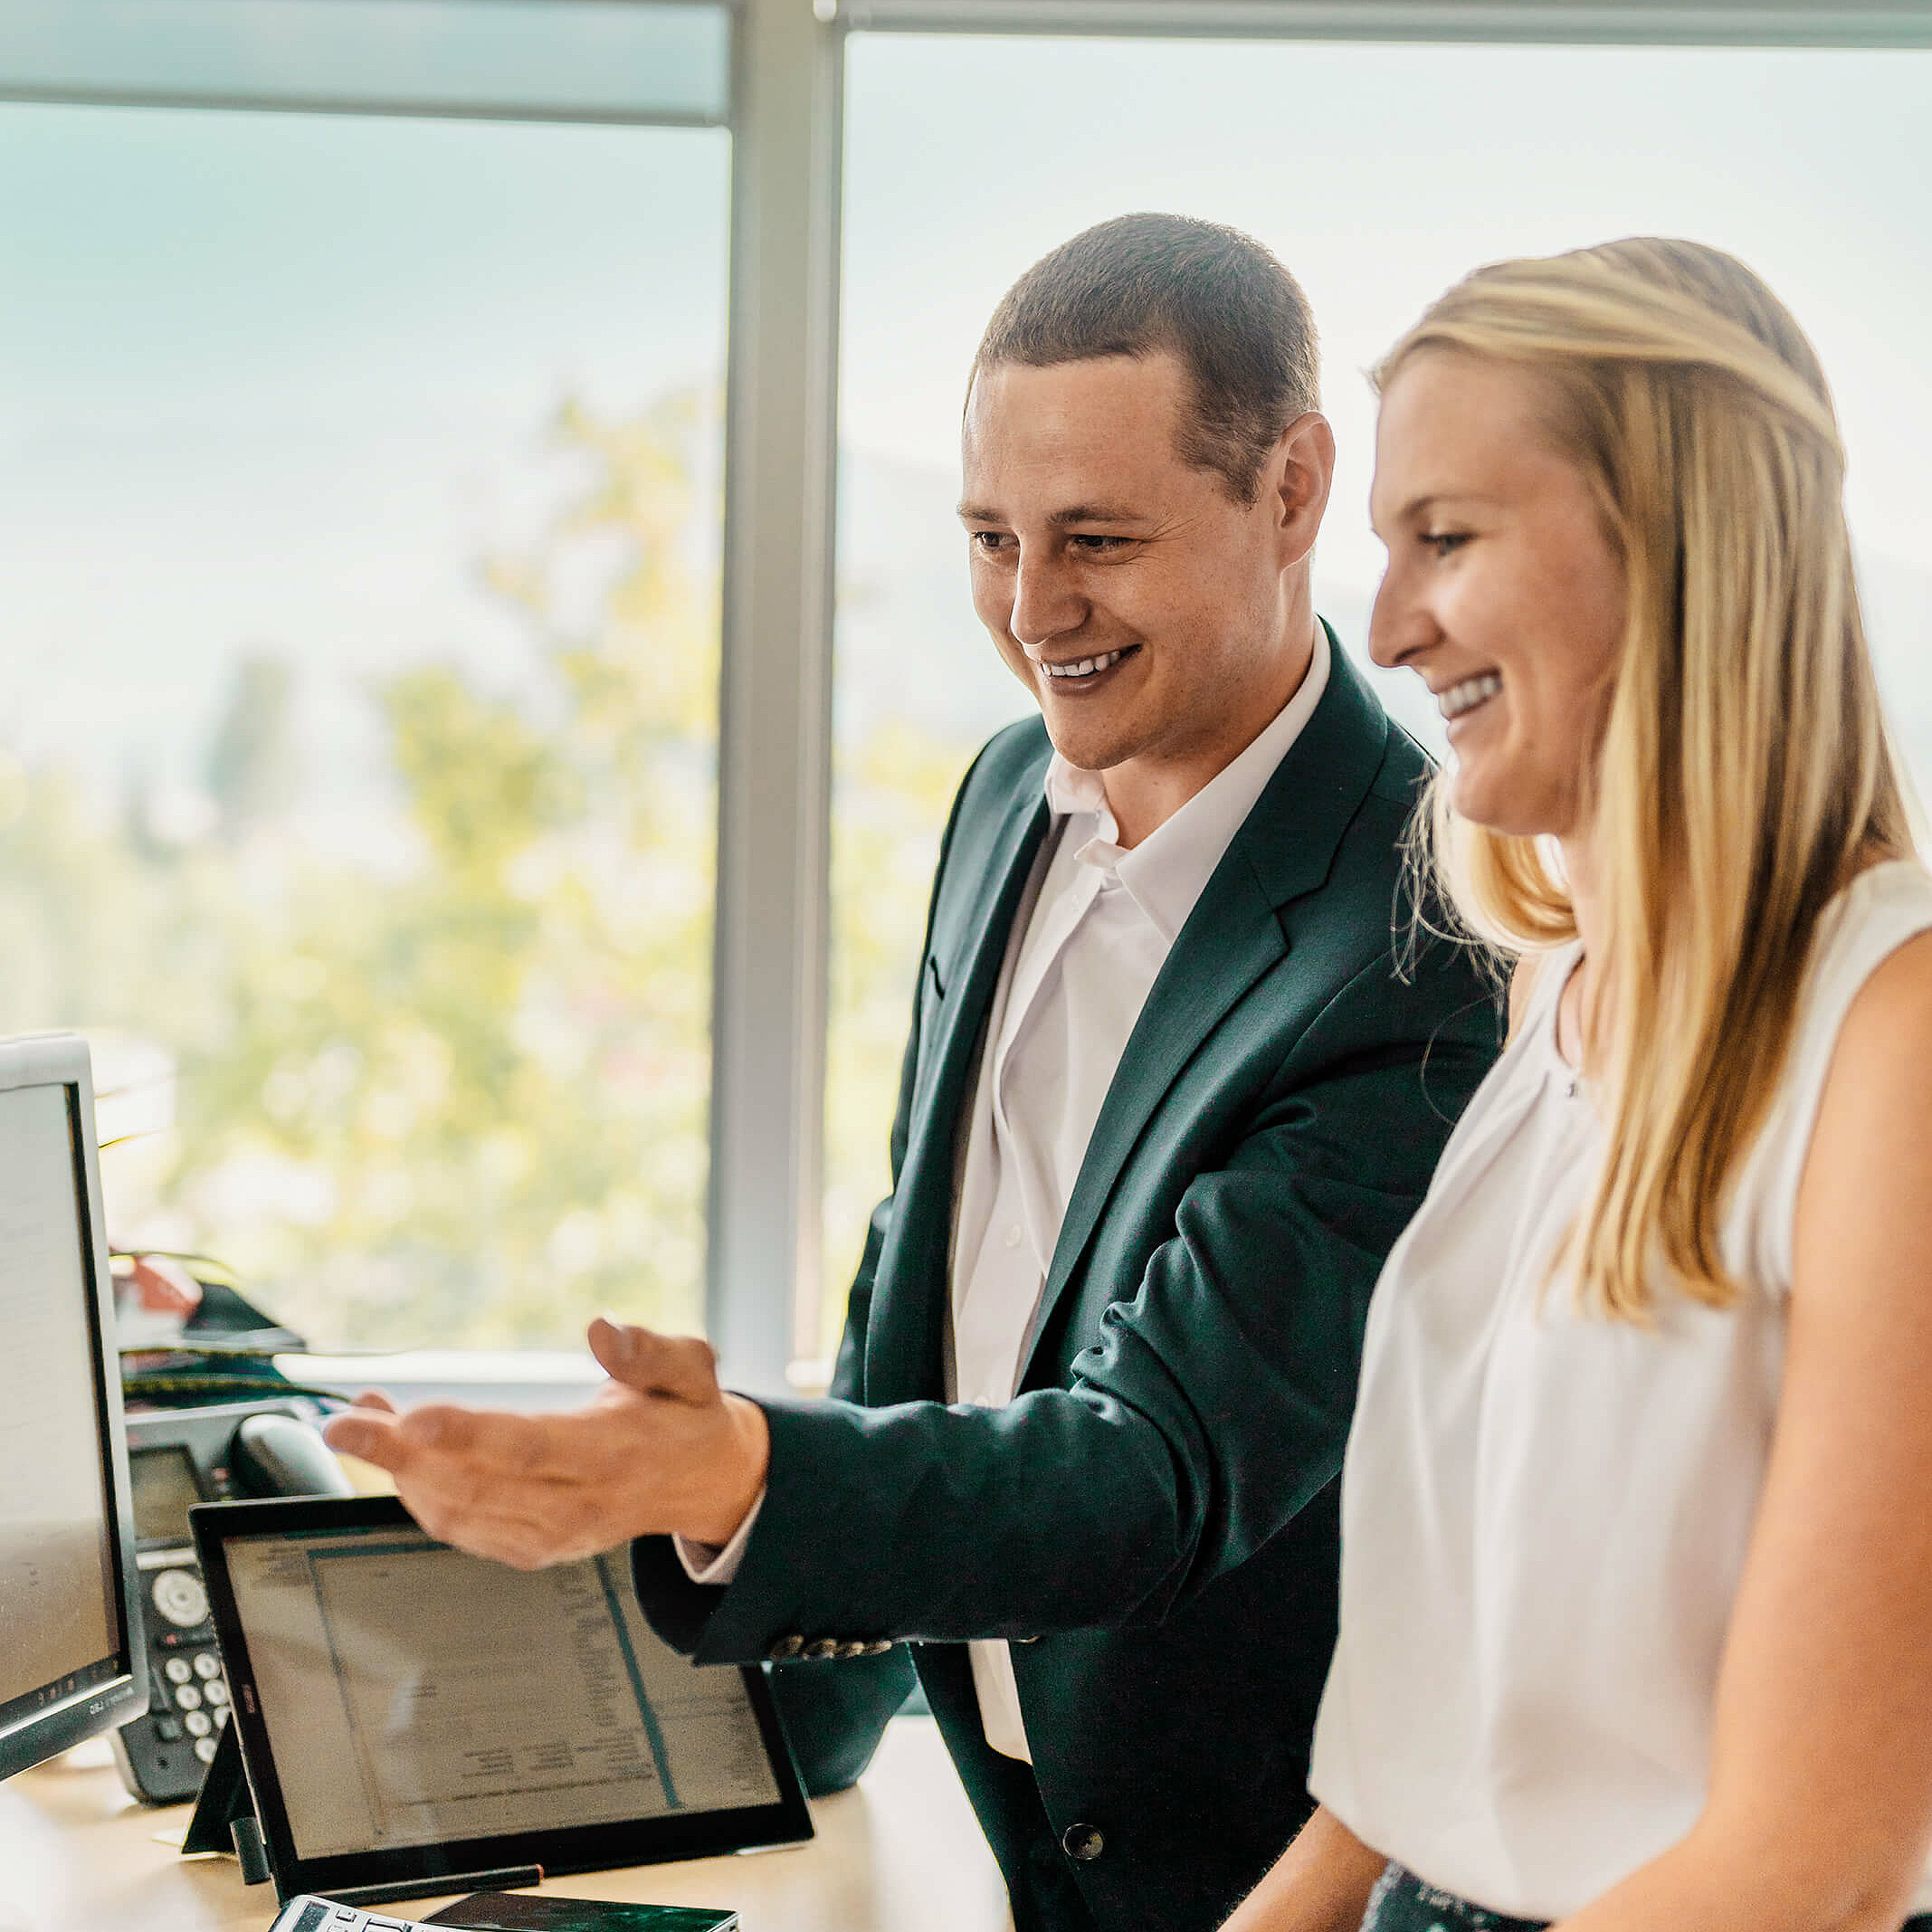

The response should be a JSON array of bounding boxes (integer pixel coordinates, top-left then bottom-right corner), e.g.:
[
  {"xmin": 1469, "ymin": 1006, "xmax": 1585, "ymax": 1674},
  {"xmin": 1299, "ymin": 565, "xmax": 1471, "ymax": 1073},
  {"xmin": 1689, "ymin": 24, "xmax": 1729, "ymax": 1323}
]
[
  {"xmin": 1837, "ymin": 920, "xmax": 1932, "ymax": 1053},
  {"xmin": 1800, "ymin": 920, "xmax": 1932, "ymax": 1252}
]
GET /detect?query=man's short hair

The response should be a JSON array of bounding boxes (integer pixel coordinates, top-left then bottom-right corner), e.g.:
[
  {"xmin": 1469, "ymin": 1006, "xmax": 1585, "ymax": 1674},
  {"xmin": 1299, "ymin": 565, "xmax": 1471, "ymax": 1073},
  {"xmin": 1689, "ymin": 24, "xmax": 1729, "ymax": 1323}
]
[{"xmin": 971, "ymin": 213, "xmax": 1320, "ymax": 507}]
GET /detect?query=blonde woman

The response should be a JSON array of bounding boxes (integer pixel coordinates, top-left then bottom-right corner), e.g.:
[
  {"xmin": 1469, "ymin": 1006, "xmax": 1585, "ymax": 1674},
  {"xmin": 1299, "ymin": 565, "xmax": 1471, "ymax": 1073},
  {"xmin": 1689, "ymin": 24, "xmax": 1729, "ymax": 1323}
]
[{"xmin": 1227, "ymin": 239, "xmax": 1932, "ymax": 1932}]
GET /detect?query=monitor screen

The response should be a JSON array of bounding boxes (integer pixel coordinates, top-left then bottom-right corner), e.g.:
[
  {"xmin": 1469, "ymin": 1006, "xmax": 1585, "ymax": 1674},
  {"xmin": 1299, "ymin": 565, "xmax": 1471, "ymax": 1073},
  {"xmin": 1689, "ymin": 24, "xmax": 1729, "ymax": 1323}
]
[{"xmin": 0, "ymin": 1041, "xmax": 147, "ymax": 1778}]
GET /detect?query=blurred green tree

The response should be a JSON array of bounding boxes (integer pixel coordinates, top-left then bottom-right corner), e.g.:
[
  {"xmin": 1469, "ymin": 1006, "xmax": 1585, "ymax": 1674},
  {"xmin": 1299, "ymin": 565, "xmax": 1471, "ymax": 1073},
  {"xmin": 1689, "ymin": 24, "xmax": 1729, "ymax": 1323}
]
[
  {"xmin": 171, "ymin": 392, "xmax": 720, "ymax": 1347},
  {"xmin": 0, "ymin": 390, "xmax": 983, "ymax": 1364}
]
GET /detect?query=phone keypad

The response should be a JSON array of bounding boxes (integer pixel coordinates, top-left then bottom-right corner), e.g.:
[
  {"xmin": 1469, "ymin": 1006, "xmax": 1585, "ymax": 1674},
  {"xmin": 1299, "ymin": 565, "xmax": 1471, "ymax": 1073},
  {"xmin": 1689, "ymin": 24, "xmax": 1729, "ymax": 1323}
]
[
  {"xmin": 150, "ymin": 1566, "xmax": 210, "ymax": 1629},
  {"xmin": 148, "ymin": 1644, "xmax": 232, "ymax": 1761}
]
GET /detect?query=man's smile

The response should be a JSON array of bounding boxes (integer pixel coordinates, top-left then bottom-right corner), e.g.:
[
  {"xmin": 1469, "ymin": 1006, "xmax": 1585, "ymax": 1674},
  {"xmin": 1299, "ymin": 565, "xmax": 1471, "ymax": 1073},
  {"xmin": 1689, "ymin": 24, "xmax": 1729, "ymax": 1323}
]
[{"xmin": 1032, "ymin": 643, "xmax": 1142, "ymax": 688}]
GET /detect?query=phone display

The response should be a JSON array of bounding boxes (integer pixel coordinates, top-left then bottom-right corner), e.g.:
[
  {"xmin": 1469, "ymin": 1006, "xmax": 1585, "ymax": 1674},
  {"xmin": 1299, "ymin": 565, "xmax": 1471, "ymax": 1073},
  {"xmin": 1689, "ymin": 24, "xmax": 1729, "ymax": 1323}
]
[{"xmin": 128, "ymin": 1446, "xmax": 205, "ymax": 1546}]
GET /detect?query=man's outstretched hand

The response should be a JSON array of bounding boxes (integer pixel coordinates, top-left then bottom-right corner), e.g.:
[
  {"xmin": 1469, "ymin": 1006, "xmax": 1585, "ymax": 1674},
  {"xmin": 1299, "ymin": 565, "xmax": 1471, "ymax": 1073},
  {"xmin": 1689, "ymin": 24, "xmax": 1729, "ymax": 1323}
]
[{"xmin": 320, "ymin": 1318, "xmax": 771, "ymax": 1570}]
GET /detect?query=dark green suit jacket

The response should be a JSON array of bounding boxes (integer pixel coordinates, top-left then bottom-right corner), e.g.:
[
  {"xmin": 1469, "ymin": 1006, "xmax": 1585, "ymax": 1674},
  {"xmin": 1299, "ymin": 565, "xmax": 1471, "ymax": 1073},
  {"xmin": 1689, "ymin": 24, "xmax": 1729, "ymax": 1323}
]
[{"xmin": 633, "ymin": 640, "xmax": 1499, "ymax": 1932}]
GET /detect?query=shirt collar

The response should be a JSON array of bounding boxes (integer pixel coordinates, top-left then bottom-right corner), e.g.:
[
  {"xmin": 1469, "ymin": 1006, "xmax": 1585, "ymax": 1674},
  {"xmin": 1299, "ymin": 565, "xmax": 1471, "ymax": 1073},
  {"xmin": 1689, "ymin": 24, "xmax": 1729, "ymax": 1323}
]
[{"xmin": 1040, "ymin": 620, "xmax": 1333, "ymax": 944}]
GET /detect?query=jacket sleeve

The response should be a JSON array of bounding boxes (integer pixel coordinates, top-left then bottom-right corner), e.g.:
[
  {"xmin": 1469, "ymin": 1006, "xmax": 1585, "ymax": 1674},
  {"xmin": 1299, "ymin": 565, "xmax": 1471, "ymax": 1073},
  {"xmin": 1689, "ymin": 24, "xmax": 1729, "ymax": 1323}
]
[
  {"xmin": 651, "ymin": 935, "xmax": 1498, "ymax": 1665},
  {"xmin": 630, "ymin": 746, "xmax": 988, "ymax": 1791}
]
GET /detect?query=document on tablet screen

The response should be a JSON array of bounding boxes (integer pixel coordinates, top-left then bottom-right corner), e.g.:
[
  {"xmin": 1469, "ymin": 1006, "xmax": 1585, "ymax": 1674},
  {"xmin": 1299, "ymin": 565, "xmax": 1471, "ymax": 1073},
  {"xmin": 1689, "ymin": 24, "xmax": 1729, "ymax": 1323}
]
[{"xmin": 224, "ymin": 1526, "xmax": 780, "ymax": 1861}]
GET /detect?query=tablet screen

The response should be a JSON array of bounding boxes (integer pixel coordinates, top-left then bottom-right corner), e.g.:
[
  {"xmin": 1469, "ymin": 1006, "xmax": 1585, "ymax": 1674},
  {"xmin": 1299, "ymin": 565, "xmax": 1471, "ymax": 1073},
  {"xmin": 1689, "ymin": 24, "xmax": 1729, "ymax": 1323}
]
[{"xmin": 222, "ymin": 1523, "xmax": 781, "ymax": 1861}]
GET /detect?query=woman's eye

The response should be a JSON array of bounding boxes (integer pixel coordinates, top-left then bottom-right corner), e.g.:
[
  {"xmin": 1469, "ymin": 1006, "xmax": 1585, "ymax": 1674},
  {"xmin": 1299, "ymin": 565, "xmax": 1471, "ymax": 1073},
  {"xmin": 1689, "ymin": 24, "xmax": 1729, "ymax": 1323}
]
[{"xmin": 1422, "ymin": 531, "xmax": 1470, "ymax": 559}]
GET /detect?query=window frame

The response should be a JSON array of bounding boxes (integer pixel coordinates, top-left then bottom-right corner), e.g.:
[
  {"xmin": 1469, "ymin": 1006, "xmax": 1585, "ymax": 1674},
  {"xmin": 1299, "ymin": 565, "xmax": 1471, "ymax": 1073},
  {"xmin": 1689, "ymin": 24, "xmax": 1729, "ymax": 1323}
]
[{"xmin": 832, "ymin": 1, "xmax": 1932, "ymax": 46}]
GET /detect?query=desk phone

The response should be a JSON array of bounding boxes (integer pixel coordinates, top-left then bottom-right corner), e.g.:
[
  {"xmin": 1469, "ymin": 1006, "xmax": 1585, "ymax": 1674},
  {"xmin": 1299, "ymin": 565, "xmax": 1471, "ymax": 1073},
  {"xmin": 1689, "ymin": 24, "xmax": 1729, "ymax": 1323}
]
[{"xmin": 114, "ymin": 1399, "xmax": 351, "ymax": 1804}]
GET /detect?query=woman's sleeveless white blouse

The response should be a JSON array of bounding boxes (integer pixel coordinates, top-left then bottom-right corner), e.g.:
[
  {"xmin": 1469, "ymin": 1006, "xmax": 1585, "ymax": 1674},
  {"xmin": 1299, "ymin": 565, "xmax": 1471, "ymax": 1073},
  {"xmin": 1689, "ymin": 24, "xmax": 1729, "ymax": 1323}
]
[{"xmin": 1309, "ymin": 860, "xmax": 1932, "ymax": 1922}]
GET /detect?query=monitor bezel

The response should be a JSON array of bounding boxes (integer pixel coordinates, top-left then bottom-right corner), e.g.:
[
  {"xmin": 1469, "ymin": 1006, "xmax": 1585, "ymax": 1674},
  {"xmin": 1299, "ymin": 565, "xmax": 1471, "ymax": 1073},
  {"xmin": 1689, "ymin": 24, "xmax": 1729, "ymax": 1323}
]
[
  {"xmin": 0, "ymin": 1033, "xmax": 150, "ymax": 1780},
  {"xmin": 193, "ymin": 1491, "xmax": 815, "ymax": 1906}
]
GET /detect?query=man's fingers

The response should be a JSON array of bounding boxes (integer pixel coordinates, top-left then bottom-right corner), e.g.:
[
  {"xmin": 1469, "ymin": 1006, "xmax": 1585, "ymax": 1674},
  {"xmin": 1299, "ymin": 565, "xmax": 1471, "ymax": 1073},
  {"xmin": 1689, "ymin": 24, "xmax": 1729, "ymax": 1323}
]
[
  {"xmin": 325, "ymin": 1401, "xmax": 544, "ymax": 1476},
  {"xmin": 395, "ymin": 1402, "xmax": 564, "ymax": 1470},
  {"xmin": 396, "ymin": 1489, "xmax": 587, "ymax": 1569},
  {"xmin": 353, "ymin": 1389, "xmax": 398, "ymax": 1415},
  {"xmin": 589, "ymin": 1317, "xmax": 720, "ymax": 1405},
  {"xmin": 323, "ymin": 1407, "xmax": 405, "ymax": 1470}
]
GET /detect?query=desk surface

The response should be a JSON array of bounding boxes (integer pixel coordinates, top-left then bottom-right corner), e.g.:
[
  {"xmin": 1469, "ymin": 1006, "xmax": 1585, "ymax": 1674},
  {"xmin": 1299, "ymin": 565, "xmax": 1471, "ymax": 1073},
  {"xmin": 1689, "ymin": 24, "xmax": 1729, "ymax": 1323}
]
[{"xmin": 0, "ymin": 1717, "xmax": 1012, "ymax": 1932}]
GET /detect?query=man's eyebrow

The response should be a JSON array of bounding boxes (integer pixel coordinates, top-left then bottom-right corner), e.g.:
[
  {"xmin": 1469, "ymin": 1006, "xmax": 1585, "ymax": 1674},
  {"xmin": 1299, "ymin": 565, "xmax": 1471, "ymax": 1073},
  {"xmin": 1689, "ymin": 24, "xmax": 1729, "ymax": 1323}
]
[
  {"xmin": 1049, "ymin": 502, "xmax": 1145, "ymax": 526},
  {"xmin": 954, "ymin": 501, "xmax": 1147, "ymax": 525}
]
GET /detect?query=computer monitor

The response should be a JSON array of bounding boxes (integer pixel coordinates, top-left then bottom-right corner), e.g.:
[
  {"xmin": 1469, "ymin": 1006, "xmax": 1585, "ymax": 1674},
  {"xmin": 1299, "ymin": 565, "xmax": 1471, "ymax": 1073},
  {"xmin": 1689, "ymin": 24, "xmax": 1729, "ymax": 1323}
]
[{"xmin": 0, "ymin": 1033, "xmax": 148, "ymax": 1779}]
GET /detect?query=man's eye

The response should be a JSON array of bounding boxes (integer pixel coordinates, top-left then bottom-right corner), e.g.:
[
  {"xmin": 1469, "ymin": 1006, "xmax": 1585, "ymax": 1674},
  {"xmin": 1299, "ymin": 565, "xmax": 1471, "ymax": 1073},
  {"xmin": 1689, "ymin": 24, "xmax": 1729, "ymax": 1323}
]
[
  {"xmin": 969, "ymin": 530, "xmax": 1012, "ymax": 554},
  {"xmin": 1422, "ymin": 531, "xmax": 1470, "ymax": 558},
  {"xmin": 1070, "ymin": 533, "xmax": 1128, "ymax": 553}
]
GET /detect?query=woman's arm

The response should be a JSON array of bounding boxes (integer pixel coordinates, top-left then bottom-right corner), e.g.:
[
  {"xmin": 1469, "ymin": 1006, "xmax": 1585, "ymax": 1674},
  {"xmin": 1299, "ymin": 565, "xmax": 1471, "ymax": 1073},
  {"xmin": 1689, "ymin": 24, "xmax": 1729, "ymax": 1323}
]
[
  {"xmin": 1554, "ymin": 928, "xmax": 1932, "ymax": 1932},
  {"xmin": 1221, "ymin": 1805, "xmax": 1386, "ymax": 1932}
]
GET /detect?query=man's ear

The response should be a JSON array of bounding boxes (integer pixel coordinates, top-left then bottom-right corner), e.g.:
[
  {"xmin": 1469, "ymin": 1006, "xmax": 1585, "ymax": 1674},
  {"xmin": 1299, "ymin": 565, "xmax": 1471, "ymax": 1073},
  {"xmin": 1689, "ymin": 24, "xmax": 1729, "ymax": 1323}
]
[{"xmin": 1271, "ymin": 411, "xmax": 1337, "ymax": 566}]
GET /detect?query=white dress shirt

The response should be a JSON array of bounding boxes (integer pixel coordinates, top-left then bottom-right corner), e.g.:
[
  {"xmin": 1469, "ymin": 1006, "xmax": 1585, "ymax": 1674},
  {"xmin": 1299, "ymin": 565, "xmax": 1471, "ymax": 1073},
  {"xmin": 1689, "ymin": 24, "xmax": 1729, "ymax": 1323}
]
[{"xmin": 684, "ymin": 626, "xmax": 1331, "ymax": 1765}]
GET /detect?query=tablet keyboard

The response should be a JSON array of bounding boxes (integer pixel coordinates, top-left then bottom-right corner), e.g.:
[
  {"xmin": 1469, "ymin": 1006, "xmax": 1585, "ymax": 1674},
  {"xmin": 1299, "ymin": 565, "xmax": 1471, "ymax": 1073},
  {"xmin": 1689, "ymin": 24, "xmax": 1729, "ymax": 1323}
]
[{"xmin": 269, "ymin": 1899, "xmax": 441, "ymax": 1932}]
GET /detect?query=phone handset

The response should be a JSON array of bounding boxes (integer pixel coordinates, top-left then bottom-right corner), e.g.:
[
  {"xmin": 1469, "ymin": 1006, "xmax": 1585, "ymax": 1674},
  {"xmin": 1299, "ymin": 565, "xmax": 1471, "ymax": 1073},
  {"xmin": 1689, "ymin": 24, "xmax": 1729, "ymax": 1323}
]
[{"xmin": 232, "ymin": 1413, "xmax": 356, "ymax": 1499}]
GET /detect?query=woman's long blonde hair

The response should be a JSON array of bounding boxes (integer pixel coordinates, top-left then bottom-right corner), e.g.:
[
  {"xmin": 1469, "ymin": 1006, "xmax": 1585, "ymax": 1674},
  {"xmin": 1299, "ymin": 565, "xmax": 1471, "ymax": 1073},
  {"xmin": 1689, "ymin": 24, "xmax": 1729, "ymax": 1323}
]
[{"xmin": 1383, "ymin": 238, "xmax": 1916, "ymax": 1319}]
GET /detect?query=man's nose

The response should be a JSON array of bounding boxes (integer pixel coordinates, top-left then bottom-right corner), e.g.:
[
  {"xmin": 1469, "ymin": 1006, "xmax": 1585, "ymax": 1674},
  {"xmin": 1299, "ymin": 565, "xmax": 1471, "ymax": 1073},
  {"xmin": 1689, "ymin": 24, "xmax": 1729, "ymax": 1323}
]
[{"xmin": 1010, "ymin": 550, "xmax": 1086, "ymax": 651}]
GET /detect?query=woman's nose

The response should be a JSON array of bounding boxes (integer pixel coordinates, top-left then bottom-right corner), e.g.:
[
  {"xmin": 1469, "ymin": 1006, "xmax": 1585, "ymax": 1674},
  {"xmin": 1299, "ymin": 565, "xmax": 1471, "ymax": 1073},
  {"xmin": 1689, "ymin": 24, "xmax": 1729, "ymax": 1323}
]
[{"xmin": 1368, "ymin": 570, "xmax": 1431, "ymax": 671}]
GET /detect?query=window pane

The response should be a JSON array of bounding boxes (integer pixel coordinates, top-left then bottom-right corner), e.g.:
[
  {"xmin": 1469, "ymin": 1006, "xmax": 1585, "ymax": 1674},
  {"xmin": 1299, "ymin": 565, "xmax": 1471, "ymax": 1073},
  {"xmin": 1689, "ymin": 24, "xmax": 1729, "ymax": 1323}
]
[
  {"xmin": 0, "ymin": 0, "xmax": 730, "ymax": 122},
  {"xmin": 825, "ymin": 33, "xmax": 1932, "ymax": 1352},
  {"xmin": 3, "ymin": 103, "xmax": 728, "ymax": 1348}
]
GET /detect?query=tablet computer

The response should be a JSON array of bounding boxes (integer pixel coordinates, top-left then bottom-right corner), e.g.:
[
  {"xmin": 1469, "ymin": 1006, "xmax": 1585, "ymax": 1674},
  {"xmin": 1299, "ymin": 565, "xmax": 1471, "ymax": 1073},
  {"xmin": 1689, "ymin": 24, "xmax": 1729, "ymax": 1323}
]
[{"xmin": 190, "ymin": 1493, "xmax": 813, "ymax": 1906}]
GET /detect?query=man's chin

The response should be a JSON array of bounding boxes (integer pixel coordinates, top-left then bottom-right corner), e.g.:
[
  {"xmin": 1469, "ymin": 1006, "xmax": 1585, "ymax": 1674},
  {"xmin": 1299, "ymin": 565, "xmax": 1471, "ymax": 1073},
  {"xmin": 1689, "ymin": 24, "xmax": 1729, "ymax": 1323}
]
[{"xmin": 1037, "ymin": 714, "xmax": 1130, "ymax": 776}]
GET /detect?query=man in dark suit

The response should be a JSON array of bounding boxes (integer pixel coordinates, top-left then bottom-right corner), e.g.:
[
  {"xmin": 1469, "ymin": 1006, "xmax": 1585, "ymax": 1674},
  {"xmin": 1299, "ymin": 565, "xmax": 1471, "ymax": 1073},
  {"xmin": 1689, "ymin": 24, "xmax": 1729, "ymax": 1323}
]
[{"xmin": 328, "ymin": 214, "xmax": 1499, "ymax": 1932}]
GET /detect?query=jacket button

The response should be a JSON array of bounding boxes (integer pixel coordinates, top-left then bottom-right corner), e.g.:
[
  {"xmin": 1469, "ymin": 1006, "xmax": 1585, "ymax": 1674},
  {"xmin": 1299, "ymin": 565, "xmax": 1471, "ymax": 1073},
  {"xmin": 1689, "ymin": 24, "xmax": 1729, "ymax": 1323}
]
[
  {"xmin": 1061, "ymin": 1823, "xmax": 1104, "ymax": 1863},
  {"xmin": 766, "ymin": 1635, "xmax": 804, "ymax": 1661}
]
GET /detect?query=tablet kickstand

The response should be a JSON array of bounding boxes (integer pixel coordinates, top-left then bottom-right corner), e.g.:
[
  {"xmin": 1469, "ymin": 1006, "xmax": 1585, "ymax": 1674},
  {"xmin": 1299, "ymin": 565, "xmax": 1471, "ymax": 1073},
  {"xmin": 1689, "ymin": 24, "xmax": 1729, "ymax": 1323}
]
[{"xmin": 182, "ymin": 1721, "xmax": 256, "ymax": 1862}]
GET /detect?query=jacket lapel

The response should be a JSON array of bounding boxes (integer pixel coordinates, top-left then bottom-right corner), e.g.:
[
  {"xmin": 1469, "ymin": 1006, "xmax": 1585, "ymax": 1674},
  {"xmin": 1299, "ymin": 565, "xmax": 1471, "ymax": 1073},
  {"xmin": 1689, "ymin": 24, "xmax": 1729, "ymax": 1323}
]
[
  {"xmin": 922, "ymin": 785, "xmax": 1052, "ymax": 1145},
  {"xmin": 863, "ymin": 769, "xmax": 1052, "ymax": 1404},
  {"xmin": 1022, "ymin": 635, "xmax": 1393, "ymax": 1373}
]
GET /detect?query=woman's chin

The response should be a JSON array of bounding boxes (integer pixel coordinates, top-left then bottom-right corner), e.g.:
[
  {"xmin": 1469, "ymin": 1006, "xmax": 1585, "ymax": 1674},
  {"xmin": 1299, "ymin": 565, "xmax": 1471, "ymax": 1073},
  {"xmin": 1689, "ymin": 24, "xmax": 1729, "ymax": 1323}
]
[{"xmin": 1447, "ymin": 765, "xmax": 1560, "ymax": 841}]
